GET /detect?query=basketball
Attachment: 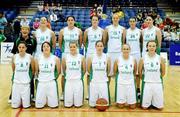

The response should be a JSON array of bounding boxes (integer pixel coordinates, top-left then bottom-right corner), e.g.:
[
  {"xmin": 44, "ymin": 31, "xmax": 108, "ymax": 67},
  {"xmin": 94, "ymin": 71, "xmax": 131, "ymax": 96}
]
[{"xmin": 96, "ymin": 98, "xmax": 108, "ymax": 111}]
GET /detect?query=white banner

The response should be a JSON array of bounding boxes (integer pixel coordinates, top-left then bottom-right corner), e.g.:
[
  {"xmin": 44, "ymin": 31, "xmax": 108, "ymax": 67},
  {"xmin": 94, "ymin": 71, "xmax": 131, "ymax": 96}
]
[{"xmin": 0, "ymin": 42, "xmax": 14, "ymax": 64}]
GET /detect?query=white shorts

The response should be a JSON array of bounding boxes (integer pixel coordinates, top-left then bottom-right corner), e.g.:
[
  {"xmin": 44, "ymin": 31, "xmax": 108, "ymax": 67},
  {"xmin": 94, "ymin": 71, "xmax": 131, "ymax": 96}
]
[
  {"xmin": 141, "ymin": 82, "xmax": 164, "ymax": 108},
  {"xmin": 116, "ymin": 83, "xmax": 137, "ymax": 105},
  {"xmin": 11, "ymin": 83, "xmax": 30, "ymax": 108},
  {"xmin": 89, "ymin": 82, "xmax": 110, "ymax": 107},
  {"xmin": 35, "ymin": 80, "xmax": 59, "ymax": 108},
  {"xmin": 64, "ymin": 79, "xmax": 84, "ymax": 107},
  {"xmin": 107, "ymin": 52, "xmax": 121, "ymax": 76},
  {"xmin": 130, "ymin": 53, "xmax": 141, "ymax": 74}
]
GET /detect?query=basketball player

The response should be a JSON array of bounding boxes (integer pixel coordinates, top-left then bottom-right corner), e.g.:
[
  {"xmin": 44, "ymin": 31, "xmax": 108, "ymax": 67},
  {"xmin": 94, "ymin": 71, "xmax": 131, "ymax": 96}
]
[
  {"xmin": 114, "ymin": 44, "xmax": 137, "ymax": 109},
  {"xmin": 33, "ymin": 17, "xmax": 56, "ymax": 59},
  {"xmin": 11, "ymin": 25, "xmax": 37, "ymax": 102},
  {"xmin": 11, "ymin": 41, "xmax": 35, "ymax": 108},
  {"xmin": 84, "ymin": 15, "xmax": 104, "ymax": 100},
  {"xmin": 126, "ymin": 17, "xmax": 142, "ymax": 100},
  {"xmin": 35, "ymin": 42, "xmax": 60, "ymax": 108},
  {"xmin": 142, "ymin": 15, "xmax": 162, "ymax": 56},
  {"xmin": 139, "ymin": 40, "xmax": 165, "ymax": 110},
  {"xmin": 87, "ymin": 40, "xmax": 111, "ymax": 107},
  {"xmin": 62, "ymin": 41, "xmax": 85, "ymax": 107},
  {"xmin": 58, "ymin": 16, "xmax": 83, "ymax": 101},
  {"xmin": 103, "ymin": 13, "xmax": 126, "ymax": 80}
]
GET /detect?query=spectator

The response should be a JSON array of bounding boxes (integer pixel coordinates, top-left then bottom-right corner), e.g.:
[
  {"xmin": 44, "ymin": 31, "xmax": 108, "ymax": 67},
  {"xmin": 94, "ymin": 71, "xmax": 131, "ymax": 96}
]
[
  {"xmin": 141, "ymin": 20, "xmax": 148, "ymax": 29},
  {"xmin": 37, "ymin": 2, "xmax": 44, "ymax": 13},
  {"xmin": 4, "ymin": 20, "xmax": 13, "ymax": 42},
  {"xmin": 33, "ymin": 18, "xmax": 40, "ymax": 30},
  {"xmin": 13, "ymin": 16, "xmax": 21, "ymax": 40},
  {"xmin": 0, "ymin": 11, "xmax": 7, "ymax": 34},
  {"xmin": 54, "ymin": 3, "xmax": 65, "ymax": 22},
  {"xmin": 155, "ymin": 15, "xmax": 163, "ymax": 26},
  {"xmin": 97, "ymin": 4, "xmax": 103, "ymax": 18},
  {"xmin": 163, "ymin": 28, "xmax": 171, "ymax": 41},
  {"xmin": 50, "ymin": 13, "xmax": 58, "ymax": 22},
  {"xmin": 49, "ymin": 2, "xmax": 56, "ymax": 14},
  {"xmin": 20, "ymin": 16, "xmax": 30, "ymax": 26},
  {"xmin": 46, "ymin": 18, "xmax": 51, "ymax": 29},
  {"xmin": 44, "ymin": 3, "xmax": 50, "ymax": 14}
]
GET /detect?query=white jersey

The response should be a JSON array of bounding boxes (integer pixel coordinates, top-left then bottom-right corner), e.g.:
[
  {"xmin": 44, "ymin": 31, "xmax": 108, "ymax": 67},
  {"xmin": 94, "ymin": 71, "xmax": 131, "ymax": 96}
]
[
  {"xmin": 126, "ymin": 27, "xmax": 141, "ymax": 54},
  {"xmin": 38, "ymin": 54, "xmax": 56, "ymax": 82},
  {"xmin": 142, "ymin": 26, "xmax": 158, "ymax": 54},
  {"xmin": 35, "ymin": 28, "xmax": 52, "ymax": 58},
  {"xmin": 91, "ymin": 53, "xmax": 108, "ymax": 83},
  {"xmin": 143, "ymin": 53, "xmax": 161, "ymax": 83},
  {"xmin": 65, "ymin": 54, "xmax": 83, "ymax": 80},
  {"xmin": 86, "ymin": 26, "xmax": 103, "ymax": 54},
  {"xmin": 106, "ymin": 25, "xmax": 125, "ymax": 53},
  {"xmin": 63, "ymin": 27, "xmax": 80, "ymax": 53},
  {"xmin": 117, "ymin": 55, "xmax": 135, "ymax": 84},
  {"xmin": 13, "ymin": 53, "xmax": 32, "ymax": 84}
]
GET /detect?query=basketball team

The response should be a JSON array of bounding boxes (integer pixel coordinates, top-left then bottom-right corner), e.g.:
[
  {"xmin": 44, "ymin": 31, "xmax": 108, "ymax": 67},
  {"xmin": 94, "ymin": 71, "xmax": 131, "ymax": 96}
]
[{"xmin": 10, "ymin": 13, "xmax": 166, "ymax": 110}]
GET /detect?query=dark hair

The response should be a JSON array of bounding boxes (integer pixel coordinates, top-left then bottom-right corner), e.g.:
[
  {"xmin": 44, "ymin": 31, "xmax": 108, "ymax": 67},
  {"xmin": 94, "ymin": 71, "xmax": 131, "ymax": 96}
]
[
  {"xmin": 41, "ymin": 41, "xmax": 52, "ymax": 52},
  {"xmin": 146, "ymin": 40, "xmax": 157, "ymax": 52},
  {"xmin": 17, "ymin": 41, "xmax": 27, "ymax": 48},
  {"xmin": 66, "ymin": 16, "xmax": 75, "ymax": 22},
  {"xmin": 95, "ymin": 40, "xmax": 104, "ymax": 46},
  {"xmin": 146, "ymin": 15, "xmax": 154, "ymax": 20},
  {"xmin": 91, "ymin": 15, "xmax": 99, "ymax": 21}
]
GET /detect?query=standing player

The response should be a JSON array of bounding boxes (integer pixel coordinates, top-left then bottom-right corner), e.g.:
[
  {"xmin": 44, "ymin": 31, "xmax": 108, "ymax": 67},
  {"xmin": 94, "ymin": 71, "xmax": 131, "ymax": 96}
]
[
  {"xmin": 139, "ymin": 40, "xmax": 165, "ymax": 110},
  {"xmin": 142, "ymin": 15, "xmax": 162, "ymax": 56},
  {"xmin": 35, "ymin": 42, "xmax": 60, "ymax": 108},
  {"xmin": 11, "ymin": 41, "xmax": 35, "ymax": 108},
  {"xmin": 62, "ymin": 41, "xmax": 86, "ymax": 107},
  {"xmin": 87, "ymin": 40, "xmax": 111, "ymax": 107},
  {"xmin": 33, "ymin": 17, "xmax": 56, "ymax": 59},
  {"xmin": 83, "ymin": 15, "xmax": 104, "ymax": 100},
  {"xmin": 114, "ymin": 44, "xmax": 137, "ymax": 109},
  {"xmin": 103, "ymin": 13, "xmax": 126, "ymax": 80},
  {"xmin": 126, "ymin": 17, "xmax": 142, "ymax": 100},
  {"xmin": 58, "ymin": 16, "xmax": 83, "ymax": 100}
]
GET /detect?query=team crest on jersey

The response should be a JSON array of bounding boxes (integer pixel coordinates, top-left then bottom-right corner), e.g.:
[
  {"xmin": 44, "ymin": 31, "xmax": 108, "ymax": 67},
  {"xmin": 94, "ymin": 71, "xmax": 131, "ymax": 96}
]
[
  {"xmin": 26, "ymin": 62, "xmax": 28, "ymax": 66},
  {"xmin": 99, "ymin": 34, "xmax": 101, "ymax": 37},
  {"xmin": 94, "ymin": 35, "xmax": 97, "ymax": 38},
  {"xmin": 136, "ymin": 33, "xmax": 138, "ymax": 36},
  {"xmin": 78, "ymin": 61, "xmax": 80, "ymax": 64},
  {"xmin": 130, "ymin": 64, "xmax": 132, "ymax": 68},
  {"xmin": 151, "ymin": 62, "xmax": 154, "ymax": 67},
  {"xmin": 46, "ymin": 36, "xmax": 48, "ymax": 39},
  {"xmin": 50, "ymin": 63, "xmax": 53, "ymax": 67},
  {"xmin": 151, "ymin": 33, "xmax": 153, "ymax": 36}
]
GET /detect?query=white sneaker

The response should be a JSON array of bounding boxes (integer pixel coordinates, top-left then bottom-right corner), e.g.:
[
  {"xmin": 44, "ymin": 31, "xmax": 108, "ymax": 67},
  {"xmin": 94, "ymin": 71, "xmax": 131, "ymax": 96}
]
[
  {"xmin": 60, "ymin": 94, "xmax": 64, "ymax": 101},
  {"xmin": 8, "ymin": 99, "xmax": 11, "ymax": 104}
]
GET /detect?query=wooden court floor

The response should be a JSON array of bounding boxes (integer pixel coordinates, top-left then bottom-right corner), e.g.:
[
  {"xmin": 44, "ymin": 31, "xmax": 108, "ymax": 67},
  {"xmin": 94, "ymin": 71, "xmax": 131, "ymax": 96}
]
[{"xmin": 0, "ymin": 64, "xmax": 180, "ymax": 117}]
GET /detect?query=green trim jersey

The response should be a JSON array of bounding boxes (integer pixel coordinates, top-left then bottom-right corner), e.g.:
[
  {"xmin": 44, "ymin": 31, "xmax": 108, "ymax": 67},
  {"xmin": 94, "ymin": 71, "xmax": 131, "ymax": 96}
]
[
  {"xmin": 65, "ymin": 53, "xmax": 83, "ymax": 80},
  {"xmin": 91, "ymin": 53, "xmax": 108, "ymax": 83},
  {"xmin": 106, "ymin": 25, "xmax": 125, "ymax": 53},
  {"xmin": 38, "ymin": 54, "xmax": 56, "ymax": 82},
  {"xmin": 13, "ymin": 53, "xmax": 32, "ymax": 84},
  {"xmin": 126, "ymin": 27, "xmax": 141, "ymax": 54},
  {"xmin": 34, "ymin": 28, "xmax": 52, "ymax": 58},
  {"xmin": 117, "ymin": 55, "xmax": 135, "ymax": 84},
  {"xmin": 86, "ymin": 26, "xmax": 104, "ymax": 54},
  {"xmin": 63, "ymin": 27, "xmax": 80, "ymax": 53},
  {"xmin": 142, "ymin": 26, "xmax": 158, "ymax": 54},
  {"xmin": 143, "ymin": 53, "xmax": 161, "ymax": 83}
]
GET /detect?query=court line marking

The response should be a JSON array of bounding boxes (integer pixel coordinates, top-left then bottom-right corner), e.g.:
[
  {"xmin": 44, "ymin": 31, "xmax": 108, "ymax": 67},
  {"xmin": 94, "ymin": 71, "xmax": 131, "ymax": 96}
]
[
  {"xmin": 21, "ymin": 109, "xmax": 180, "ymax": 114},
  {"xmin": 15, "ymin": 107, "xmax": 23, "ymax": 117}
]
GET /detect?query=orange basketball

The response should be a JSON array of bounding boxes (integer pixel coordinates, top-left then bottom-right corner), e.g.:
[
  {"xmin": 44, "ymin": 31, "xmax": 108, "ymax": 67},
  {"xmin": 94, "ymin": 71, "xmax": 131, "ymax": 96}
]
[{"xmin": 96, "ymin": 98, "xmax": 108, "ymax": 111}]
